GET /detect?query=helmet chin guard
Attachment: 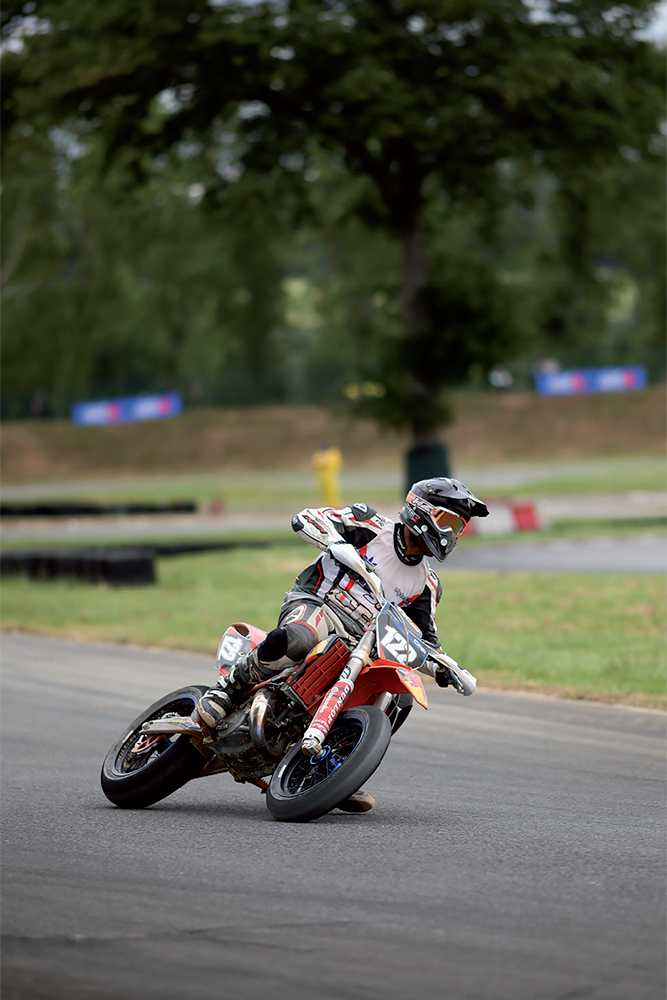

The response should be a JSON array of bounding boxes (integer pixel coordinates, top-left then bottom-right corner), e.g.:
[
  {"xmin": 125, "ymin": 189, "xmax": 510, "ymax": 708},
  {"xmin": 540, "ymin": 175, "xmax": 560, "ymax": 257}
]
[
  {"xmin": 413, "ymin": 521, "xmax": 458, "ymax": 561},
  {"xmin": 399, "ymin": 477, "xmax": 488, "ymax": 562}
]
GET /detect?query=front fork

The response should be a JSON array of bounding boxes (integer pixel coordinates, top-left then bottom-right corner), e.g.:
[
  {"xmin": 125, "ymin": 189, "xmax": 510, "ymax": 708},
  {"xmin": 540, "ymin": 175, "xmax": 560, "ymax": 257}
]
[{"xmin": 300, "ymin": 627, "xmax": 376, "ymax": 756}]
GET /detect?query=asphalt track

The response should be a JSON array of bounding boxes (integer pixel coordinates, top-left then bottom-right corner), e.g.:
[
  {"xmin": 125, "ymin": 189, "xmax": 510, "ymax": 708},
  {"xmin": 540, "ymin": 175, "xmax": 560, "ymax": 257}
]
[
  {"xmin": 447, "ymin": 533, "xmax": 666, "ymax": 573},
  {"xmin": 2, "ymin": 633, "xmax": 665, "ymax": 1000}
]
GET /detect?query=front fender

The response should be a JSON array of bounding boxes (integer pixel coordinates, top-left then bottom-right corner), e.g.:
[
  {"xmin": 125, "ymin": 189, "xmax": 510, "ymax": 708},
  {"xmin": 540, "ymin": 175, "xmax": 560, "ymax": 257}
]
[{"xmin": 348, "ymin": 659, "xmax": 429, "ymax": 710}]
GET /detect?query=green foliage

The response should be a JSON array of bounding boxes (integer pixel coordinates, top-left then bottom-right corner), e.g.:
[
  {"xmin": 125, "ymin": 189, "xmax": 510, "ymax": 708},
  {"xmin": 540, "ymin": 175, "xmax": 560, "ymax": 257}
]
[
  {"xmin": 1, "ymin": 0, "xmax": 664, "ymax": 427},
  {"xmin": 1, "ymin": 129, "xmax": 291, "ymax": 416},
  {"xmin": 344, "ymin": 262, "xmax": 521, "ymax": 431}
]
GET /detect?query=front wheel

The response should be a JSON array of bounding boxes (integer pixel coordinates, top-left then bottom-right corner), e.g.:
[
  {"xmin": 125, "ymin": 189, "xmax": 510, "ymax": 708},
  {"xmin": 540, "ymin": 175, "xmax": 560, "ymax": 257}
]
[
  {"xmin": 266, "ymin": 706, "xmax": 391, "ymax": 822},
  {"xmin": 101, "ymin": 685, "xmax": 209, "ymax": 809}
]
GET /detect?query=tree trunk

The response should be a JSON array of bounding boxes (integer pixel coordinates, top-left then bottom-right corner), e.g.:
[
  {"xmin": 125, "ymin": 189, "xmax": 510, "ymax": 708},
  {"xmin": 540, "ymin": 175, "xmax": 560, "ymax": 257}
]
[
  {"xmin": 398, "ymin": 214, "xmax": 451, "ymax": 489},
  {"xmin": 399, "ymin": 215, "xmax": 427, "ymax": 337}
]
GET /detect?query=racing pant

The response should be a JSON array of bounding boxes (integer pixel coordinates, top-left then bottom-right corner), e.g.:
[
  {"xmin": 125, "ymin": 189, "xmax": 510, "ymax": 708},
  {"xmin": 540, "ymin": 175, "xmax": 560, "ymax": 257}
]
[
  {"xmin": 235, "ymin": 595, "xmax": 345, "ymax": 686},
  {"xmin": 196, "ymin": 596, "xmax": 346, "ymax": 726}
]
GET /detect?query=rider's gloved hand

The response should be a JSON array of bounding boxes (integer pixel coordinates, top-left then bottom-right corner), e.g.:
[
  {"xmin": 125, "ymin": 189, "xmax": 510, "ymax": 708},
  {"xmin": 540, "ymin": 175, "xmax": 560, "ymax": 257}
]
[{"xmin": 434, "ymin": 666, "xmax": 452, "ymax": 688}]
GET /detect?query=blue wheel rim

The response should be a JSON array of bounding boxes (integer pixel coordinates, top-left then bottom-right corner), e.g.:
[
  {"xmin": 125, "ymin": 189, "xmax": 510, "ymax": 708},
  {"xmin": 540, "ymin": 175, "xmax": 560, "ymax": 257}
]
[{"xmin": 285, "ymin": 716, "xmax": 366, "ymax": 795}]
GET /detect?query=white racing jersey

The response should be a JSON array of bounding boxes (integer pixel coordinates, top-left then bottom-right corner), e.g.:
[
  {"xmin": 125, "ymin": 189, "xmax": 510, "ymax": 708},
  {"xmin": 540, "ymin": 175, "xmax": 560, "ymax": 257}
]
[{"xmin": 290, "ymin": 503, "xmax": 442, "ymax": 645}]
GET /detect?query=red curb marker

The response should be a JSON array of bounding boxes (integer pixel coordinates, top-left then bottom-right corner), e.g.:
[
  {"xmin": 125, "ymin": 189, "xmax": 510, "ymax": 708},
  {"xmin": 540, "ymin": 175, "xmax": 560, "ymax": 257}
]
[{"xmin": 463, "ymin": 501, "xmax": 541, "ymax": 536}]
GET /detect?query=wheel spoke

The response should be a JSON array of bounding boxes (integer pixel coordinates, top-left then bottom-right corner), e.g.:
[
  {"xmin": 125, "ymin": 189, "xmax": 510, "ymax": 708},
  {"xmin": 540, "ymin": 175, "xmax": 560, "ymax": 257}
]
[
  {"xmin": 285, "ymin": 718, "xmax": 365, "ymax": 794},
  {"xmin": 116, "ymin": 697, "xmax": 195, "ymax": 774}
]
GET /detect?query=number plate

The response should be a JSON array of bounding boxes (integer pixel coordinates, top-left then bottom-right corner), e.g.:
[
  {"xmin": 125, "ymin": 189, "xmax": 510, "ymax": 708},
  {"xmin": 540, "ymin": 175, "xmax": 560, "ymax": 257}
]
[
  {"xmin": 376, "ymin": 603, "xmax": 428, "ymax": 669},
  {"xmin": 216, "ymin": 627, "xmax": 252, "ymax": 673}
]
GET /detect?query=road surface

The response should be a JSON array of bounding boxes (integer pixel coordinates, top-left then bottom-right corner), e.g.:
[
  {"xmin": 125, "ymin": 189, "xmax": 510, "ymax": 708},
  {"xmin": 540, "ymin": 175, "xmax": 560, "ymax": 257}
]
[
  {"xmin": 447, "ymin": 533, "xmax": 666, "ymax": 572},
  {"xmin": 2, "ymin": 633, "xmax": 665, "ymax": 1000}
]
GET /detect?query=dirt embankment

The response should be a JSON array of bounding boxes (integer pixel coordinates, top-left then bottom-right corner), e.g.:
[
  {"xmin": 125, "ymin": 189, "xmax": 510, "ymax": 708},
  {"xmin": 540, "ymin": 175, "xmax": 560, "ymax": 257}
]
[{"xmin": 1, "ymin": 386, "xmax": 665, "ymax": 483}]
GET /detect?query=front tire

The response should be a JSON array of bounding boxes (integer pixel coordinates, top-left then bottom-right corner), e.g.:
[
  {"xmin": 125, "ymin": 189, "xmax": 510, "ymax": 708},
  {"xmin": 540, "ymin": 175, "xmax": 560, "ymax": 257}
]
[
  {"xmin": 101, "ymin": 685, "xmax": 209, "ymax": 809},
  {"xmin": 266, "ymin": 706, "xmax": 391, "ymax": 822}
]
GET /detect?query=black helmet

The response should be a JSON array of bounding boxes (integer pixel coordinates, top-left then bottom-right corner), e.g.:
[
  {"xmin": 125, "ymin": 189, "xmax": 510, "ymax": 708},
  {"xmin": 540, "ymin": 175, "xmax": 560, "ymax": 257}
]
[{"xmin": 399, "ymin": 478, "xmax": 489, "ymax": 561}]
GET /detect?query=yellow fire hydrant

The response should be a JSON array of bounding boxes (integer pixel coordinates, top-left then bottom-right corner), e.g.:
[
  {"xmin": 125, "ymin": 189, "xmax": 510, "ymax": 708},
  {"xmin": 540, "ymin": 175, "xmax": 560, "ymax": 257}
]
[{"xmin": 312, "ymin": 442, "xmax": 342, "ymax": 507}]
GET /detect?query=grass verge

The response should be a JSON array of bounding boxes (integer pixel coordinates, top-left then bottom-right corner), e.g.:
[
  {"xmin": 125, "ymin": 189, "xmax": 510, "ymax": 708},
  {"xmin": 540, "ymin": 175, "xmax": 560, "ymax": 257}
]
[
  {"xmin": 2, "ymin": 387, "xmax": 665, "ymax": 483},
  {"xmin": 438, "ymin": 570, "xmax": 665, "ymax": 709},
  {"xmin": 1, "ymin": 546, "xmax": 664, "ymax": 709}
]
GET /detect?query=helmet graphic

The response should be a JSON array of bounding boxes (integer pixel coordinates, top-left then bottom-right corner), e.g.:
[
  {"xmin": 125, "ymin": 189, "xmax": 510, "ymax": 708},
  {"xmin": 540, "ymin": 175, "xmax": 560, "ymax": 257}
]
[{"xmin": 399, "ymin": 478, "xmax": 489, "ymax": 561}]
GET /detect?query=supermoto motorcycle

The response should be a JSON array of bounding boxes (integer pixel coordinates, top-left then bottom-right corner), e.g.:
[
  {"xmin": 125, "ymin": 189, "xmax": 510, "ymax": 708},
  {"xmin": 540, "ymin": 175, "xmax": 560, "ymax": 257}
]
[{"xmin": 100, "ymin": 542, "xmax": 476, "ymax": 822}]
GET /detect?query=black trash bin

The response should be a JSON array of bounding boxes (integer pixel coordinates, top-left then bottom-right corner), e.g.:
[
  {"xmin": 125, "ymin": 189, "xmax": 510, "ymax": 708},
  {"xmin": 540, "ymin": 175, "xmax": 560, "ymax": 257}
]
[{"xmin": 405, "ymin": 439, "xmax": 451, "ymax": 495}]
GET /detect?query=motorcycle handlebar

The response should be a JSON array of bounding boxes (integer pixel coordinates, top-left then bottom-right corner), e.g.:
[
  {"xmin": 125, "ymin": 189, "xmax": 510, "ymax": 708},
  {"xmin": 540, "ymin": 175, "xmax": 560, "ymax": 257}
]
[{"xmin": 427, "ymin": 648, "xmax": 477, "ymax": 696}]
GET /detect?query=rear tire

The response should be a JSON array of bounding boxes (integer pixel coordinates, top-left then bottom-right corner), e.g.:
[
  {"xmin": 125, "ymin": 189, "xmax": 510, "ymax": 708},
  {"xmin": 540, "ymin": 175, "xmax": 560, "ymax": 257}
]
[
  {"xmin": 101, "ymin": 685, "xmax": 209, "ymax": 809},
  {"xmin": 266, "ymin": 706, "xmax": 391, "ymax": 822}
]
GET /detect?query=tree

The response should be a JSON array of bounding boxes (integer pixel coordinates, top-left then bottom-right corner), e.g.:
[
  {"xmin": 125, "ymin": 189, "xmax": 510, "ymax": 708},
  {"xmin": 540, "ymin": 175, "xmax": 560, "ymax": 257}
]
[
  {"xmin": 1, "ymin": 128, "xmax": 290, "ymax": 418},
  {"xmin": 3, "ymin": 0, "xmax": 664, "ymax": 446}
]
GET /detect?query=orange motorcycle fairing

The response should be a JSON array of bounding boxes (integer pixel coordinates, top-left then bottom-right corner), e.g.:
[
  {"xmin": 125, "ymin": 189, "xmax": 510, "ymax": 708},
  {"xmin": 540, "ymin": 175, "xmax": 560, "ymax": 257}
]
[{"xmin": 348, "ymin": 659, "xmax": 429, "ymax": 711}]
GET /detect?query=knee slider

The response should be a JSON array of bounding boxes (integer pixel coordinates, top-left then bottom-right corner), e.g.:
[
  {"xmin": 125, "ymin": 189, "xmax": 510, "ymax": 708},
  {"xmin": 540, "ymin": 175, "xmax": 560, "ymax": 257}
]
[
  {"xmin": 284, "ymin": 622, "xmax": 318, "ymax": 662},
  {"xmin": 257, "ymin": 627, "xmax": 288, "ymax": 663}
]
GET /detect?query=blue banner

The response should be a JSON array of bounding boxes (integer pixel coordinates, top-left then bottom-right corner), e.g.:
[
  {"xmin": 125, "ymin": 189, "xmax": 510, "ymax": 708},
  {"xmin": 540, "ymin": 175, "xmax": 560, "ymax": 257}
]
[
  {"xmin": 535, "ymin": 366, "xmax": 647, "ymax": 397},
  {"xmin": 72, "ymin": 392, "xmax": 183, "ymax": 427}
]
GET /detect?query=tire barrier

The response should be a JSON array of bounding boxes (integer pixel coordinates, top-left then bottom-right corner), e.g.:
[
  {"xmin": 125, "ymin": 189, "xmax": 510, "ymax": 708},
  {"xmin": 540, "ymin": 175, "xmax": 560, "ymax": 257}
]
[
  {"xmin": 0, "ymin": 501, "xmax": 197, "ymax": 517},
  {"xmin": 0, "ymin": 548, "xmax": 156, "ymax": 586},
  {"xmin": 0, "ymin": 538, "xmax": 277, "ymax": 586}
]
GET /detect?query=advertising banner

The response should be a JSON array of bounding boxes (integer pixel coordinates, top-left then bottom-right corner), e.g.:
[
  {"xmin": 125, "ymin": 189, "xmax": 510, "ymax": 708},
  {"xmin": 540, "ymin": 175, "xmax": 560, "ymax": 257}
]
[
  {"xmin": 535, "ymin": 366, "xmax": 647, "ymax": 397},
  {"xmin": 72, "ymin": 392, "xmax": 182, "ymax": 427}
]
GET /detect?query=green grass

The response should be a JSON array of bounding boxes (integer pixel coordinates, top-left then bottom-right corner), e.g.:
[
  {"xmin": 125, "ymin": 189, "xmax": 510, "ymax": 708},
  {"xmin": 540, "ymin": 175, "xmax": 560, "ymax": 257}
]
[
  {"xmin": 2, "ymin": 473, "xmax": 324, "ymax": 514},
  {"xmin": 439, "ymin": 570, "xmax": 665, "ymax": 708},
  {"xmin": 0, "ymin": 545, "xmax": 307, "ymax": 653},
  {"xmin": 2, "ymin": 545, "xmax": 664, "ymax": 708}
]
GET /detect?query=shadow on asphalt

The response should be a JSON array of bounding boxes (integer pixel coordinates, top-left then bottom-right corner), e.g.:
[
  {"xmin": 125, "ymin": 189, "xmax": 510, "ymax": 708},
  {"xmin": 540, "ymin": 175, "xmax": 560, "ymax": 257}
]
[{"xmin": 88, "ymin": 797, "xmax": 419, "ymax": 825}]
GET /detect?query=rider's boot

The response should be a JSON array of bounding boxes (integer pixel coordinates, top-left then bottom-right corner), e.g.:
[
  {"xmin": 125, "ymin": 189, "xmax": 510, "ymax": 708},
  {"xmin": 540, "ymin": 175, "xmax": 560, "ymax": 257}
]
[
  {"xmin": 193, "ymin": 647, "xmax": 265, "ymax": 730},
  {"xmin": 194, "ymin": 620, "xmax": 324, "ymax": 732},
  {"xmin": 337, "ymin": 790, "xmax": 375, "ymax": 813}
]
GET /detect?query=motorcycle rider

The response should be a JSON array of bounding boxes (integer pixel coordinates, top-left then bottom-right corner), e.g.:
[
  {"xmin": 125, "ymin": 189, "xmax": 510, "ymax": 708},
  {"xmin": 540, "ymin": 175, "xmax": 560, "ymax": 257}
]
[{"xmin": 194, "ymin": 477, "xmax": 489, "ymax": 732}]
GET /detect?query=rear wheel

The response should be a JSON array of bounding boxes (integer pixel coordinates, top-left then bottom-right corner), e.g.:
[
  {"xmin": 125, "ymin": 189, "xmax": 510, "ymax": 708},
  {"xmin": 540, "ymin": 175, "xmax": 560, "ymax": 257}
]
[
  {"xmin": 101, "ymin": 685, "xmax": 209, "ymax": 809},
  {"xmin": 266, "ymin": 706, "xmax": 391, "ymax": 822}
]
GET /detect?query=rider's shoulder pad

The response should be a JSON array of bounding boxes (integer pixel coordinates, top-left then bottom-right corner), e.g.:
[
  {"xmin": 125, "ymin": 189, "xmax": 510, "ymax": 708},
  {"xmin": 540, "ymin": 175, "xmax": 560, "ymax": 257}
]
[{"xmin": 350, "ymin": 502, "xmax": 377, "ymax": 522}]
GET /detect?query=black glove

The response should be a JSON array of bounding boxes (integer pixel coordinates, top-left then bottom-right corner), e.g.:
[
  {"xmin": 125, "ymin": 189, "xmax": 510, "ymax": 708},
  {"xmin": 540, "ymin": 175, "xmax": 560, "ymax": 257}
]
[{"xmin": 434, "ymin": 666, "xmax": 452, "ymax": 688}]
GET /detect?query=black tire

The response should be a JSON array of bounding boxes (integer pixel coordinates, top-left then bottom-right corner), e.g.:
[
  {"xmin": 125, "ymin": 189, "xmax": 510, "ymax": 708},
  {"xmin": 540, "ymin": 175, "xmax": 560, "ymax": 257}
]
[
  {"xmin": 101, "ymin": 685, "xmax": 209, "ymax": 809},
  {"xmin": 266, "ymin": 706, "xmax": 391, "ymax": 822}
]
